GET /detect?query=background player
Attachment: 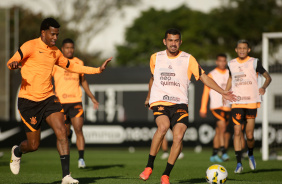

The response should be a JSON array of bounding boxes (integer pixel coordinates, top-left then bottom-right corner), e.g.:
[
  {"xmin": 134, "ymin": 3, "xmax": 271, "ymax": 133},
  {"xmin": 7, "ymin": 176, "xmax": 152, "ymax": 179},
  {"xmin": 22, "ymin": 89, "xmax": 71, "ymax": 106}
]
[
  {"xmin": 7, "ymin": 18, "xmax": 112, "ymax": 184},
  {"xmin": 52, "ymin": 38, "xmax": 99, "ymax": 168},
  {"xmin": 226, "ymin": 40, "xmax": 272, "ymax": 173},
  {"xmin": 140, "ymin": 28, "xmax": 236, "ymax": 184},
  {"xmin": 199, "ymin": 53, "xmax": 231, "ymax": 162}
]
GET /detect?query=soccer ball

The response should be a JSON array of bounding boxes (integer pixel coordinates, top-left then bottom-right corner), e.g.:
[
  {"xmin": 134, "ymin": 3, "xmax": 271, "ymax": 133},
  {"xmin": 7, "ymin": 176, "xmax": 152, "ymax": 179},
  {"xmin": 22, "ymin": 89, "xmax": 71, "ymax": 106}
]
[{"xmin": 206, "ymin": 164, "xmax": 228, "ymax": 184}]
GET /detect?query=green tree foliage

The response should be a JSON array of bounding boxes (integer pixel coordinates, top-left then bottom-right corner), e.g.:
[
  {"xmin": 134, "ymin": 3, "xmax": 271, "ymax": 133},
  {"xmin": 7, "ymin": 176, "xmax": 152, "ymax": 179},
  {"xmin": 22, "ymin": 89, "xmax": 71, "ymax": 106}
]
[{"xmin": 116, "ymin": 0, "xmax": 282, "ymax": 65}]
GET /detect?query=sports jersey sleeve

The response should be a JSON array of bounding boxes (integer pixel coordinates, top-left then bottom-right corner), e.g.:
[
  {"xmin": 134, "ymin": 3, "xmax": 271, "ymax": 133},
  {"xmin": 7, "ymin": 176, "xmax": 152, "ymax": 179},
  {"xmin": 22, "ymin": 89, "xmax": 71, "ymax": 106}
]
[
  {"xmin": 199, "ymin": 73, "xmax": 211, "ymax": 114},
  {"xmin": 150, "ymin": 53, "xmax": 157, "ymax": 75},
  {"xmin": 187, "ymin": 55, "xmax": 205, "ymax": 80},
  {"xmin": 7, "ymin": 41, "xmax": 34, "ymax": 69},
  {"xmin": 56, "ymin": 51, "xmax": 101, "ymax": 74},
  {"xmin": 227, "ymin": 65, "xmax": 232, "ymax": 76},
  {"xmin": 256, "ymin": 59, "xmax": 266, "ymax": 74}
]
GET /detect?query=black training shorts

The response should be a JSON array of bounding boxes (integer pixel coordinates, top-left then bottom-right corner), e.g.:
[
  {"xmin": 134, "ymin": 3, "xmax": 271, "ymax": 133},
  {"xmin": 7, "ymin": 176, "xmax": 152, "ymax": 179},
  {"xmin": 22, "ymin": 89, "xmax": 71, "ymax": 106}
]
[
  {"xmin": 152, "ymin": 104, "xmax": 189, "ymax": 129},
  {"xmin": 18, "ymin": 95, "xmax": 63, "ymax": 132},
  {"xmin": 61, "ymin": 102, "xmax": 84, "ymax": 124}
]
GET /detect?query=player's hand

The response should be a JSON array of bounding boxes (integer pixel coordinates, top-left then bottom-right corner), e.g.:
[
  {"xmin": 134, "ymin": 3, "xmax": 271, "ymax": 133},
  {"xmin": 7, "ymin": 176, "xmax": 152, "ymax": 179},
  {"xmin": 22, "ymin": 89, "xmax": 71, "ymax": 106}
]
[
  {"xmin": 259, "ymin": 87, "xmax": 266, "ymax": 95},
  {"xmin": 199, "ymin": 112, "xmax": 207, "ymax": 118},
  {"xmin": 222, "ymin": 90, "xmax": 237, "ymax": 102},
  {"xmin": 144, "ymin": 98, "xmax": 150, "ymax": 107},
  {"xmin": 99, "ymin": 57, "xmax": 113, "ymax": 72},
  {"xmin": 8, "ymin": 61, "xmax": 21, "ymax": 70},
  {"xmin": 92, "ymin": 98, "xmax": 99, "ymax": 109}
]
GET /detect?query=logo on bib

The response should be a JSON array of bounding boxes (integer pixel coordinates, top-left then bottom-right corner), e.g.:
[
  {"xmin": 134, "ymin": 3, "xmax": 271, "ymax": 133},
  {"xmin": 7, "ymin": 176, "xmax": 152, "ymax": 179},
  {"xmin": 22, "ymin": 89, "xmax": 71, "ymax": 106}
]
[{"xmin": 163, "ymin": 95, "xmax": 180, "ymax": 102}]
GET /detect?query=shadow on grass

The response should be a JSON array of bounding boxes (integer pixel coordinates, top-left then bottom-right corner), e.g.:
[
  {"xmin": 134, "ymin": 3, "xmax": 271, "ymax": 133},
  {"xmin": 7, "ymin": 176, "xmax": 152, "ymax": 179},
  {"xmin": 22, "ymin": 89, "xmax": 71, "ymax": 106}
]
[
  {"xmin": 84, "ymin": 164, "xmax": 125, "ymax": 171},
  {"xmin": 240, "ymin": 168, "xmax": 282, "ymax": 174},
  {"xmin": 178, "ymin": 177, "xmax": 237, "ymax": 184},
  {"xmin": 22, "ymin": 176, "xmax": 121, "ymax": 184}
]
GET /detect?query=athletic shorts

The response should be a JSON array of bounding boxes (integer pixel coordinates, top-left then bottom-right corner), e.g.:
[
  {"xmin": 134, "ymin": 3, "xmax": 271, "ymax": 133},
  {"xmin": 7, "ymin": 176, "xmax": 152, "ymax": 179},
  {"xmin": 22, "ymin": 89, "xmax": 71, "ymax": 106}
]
[
  {"xmin": 152, "ymin": 104, "xmax": 189, "ymax": 129},
  {"xmin": 211, "ymin": 109, "xmax": 232, "ymax": 133},
  {"xmin": 231, "ymin": 108, "xmax": 257, "ymax": 126},
  {"xmin": 61, "ymin": 102, "xmax": 84, "ymax": 124},
  {"xmin": 18, "ymin": 95, "xmax": 63, "ymax": 132}
]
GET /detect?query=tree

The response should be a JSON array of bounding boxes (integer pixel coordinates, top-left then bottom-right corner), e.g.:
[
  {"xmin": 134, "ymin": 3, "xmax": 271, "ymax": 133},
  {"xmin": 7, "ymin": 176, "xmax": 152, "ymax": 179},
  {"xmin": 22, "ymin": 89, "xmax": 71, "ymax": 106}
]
[{"xmin": 116, "ymin": 0, "xmax": 282, "ymax": 66}]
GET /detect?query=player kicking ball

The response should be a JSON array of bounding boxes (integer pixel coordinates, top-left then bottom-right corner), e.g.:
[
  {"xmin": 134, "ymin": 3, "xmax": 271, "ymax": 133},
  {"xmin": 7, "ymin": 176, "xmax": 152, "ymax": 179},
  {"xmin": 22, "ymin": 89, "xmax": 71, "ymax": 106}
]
[
  {"xmin": 140, "ymin": 28, "xmax": 236, "ymax": 184},
  {"xmin": 52, "ymin": 38, "xmax": 99, "ymax": 169},
  {"xmin": 225, "ymin": 40, "xmax": 272, "ymax": 173},
  {"xmin": 200, "ymin": 53, "xmax": 232, "ymax": 162},
  {"xmin": 7, "ymin": 18, "xmax": 112, "ymax": 184}
]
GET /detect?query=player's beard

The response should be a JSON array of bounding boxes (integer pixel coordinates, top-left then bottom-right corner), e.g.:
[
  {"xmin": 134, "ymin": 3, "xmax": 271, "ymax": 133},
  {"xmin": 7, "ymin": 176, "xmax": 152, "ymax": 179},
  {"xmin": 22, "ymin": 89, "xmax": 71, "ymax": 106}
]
[{"xmin": 167, "ymin": 46, "xmax": 179, "ymax": 54}]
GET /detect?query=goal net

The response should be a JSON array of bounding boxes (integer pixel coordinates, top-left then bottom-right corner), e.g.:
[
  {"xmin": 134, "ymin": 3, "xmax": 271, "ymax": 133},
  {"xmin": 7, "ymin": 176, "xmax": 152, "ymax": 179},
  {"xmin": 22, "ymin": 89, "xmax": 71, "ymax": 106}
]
[{"xmin": 262, "ymin": 32, "xmax": 282, "ymax": 161}]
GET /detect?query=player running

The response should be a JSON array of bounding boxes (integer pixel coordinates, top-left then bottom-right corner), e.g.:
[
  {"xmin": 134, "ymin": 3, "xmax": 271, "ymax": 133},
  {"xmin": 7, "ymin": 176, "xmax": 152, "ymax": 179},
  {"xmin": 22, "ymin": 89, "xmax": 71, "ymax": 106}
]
[
  {"xmin": 199, "ymin": 53, "xmax": 231, "ymax": 162},
  {"xmin": 225, "ymin": 40, "xmax": 272, "ymax": 173},
  {"xmin": 140, "ymin": 28, "xmax": 236, "ymax": 184},
  {"xmin": 52, "ymin": 38, "xmax": 99, "ymax": 169},
  {"xmin": 7, "ymin": 18, "xmax": 112, "ymax": 184}
]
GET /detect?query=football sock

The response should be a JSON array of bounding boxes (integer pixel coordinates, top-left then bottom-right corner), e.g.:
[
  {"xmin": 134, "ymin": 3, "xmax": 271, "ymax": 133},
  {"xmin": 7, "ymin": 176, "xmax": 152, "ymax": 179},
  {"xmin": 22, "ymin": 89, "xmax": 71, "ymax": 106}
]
[
  {"xmin": 146, "ymin": 154, "xmax": 156, "ymax": 169},
  {"xmin": 212, "ymin": 148, "xmax": 219, "ymax": 156},
  {"xmin": 60, "ymin": 155, "xmax": 70, "ymax": 178},
  {"xmin": 14, "ymin": 146, "xmax": 22, "ymax": 157},
  {"xmin": 248, "ymin": 147, "xmax": 253, "ymax": 156},
  {"xmin": 78, "ymin": 150, "xmax": 84, "ymax": 159},
  {"xmin": 235, "ymin": 151, "xmax": 242, "ymax": 164},
  {"xmin": 220, "ymin": 146, "xmax": 227, "ymax": 154},
  {"xmin": 163, "ymin": 162, "xmax": 174, "ymax": 176}
]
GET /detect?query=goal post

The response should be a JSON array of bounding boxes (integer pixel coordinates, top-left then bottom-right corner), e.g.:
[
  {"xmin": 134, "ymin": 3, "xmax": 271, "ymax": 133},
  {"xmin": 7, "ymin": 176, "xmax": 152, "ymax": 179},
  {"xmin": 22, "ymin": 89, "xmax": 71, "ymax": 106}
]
[{"xmin": 262, "ymin": 32, "xmax": 282, "ymax": 161}]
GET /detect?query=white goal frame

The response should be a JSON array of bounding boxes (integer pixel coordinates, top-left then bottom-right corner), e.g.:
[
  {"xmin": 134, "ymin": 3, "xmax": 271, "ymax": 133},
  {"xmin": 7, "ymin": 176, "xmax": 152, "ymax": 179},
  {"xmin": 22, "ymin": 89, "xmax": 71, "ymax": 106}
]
[{"xmin": 262, "ymin": 32, "xmax": 282, "ymax": 161}]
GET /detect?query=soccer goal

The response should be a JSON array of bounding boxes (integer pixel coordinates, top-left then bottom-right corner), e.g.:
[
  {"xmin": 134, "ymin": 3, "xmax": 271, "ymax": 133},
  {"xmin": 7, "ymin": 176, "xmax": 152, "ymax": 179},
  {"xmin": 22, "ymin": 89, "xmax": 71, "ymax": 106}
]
[{"xmin": 262, "ymin": 32, "xmax": 282, "ymax": 161}]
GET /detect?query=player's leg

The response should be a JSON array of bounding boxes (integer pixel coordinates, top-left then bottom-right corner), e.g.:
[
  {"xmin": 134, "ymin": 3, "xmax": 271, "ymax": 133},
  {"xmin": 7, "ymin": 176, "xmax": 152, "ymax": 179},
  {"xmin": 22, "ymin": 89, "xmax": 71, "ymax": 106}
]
[
  {"xmin": 10, "ymin": 130, "xmax": 41, "ymax": 175},
  {"xmin": 140, "ymin": 115, "xmax": 170, "ymax": 181},
  {"xmin": 161, "ymin": 136, "xmax": 169, "ymax": 159},
  {"xmin": 210, "ymin": 110, "xmax": 224, "ymax": 162},
  {"xmin": 232, "ymin": 108, "xmax": 245, "ymax": 173},
  {"xmin": 71, "ymin": 116, "xmax": 86, "ymax": 168},
  {"xmin": 45, "ymin": 112, "xmax": 78, "ymax": 184},
  {"xmin": 245, "ymin": 117, "xmax": 256, "ymax": 170},
  {"xmin": 160, "ymin": 123, "xmax": 187, "ymax": 184}
]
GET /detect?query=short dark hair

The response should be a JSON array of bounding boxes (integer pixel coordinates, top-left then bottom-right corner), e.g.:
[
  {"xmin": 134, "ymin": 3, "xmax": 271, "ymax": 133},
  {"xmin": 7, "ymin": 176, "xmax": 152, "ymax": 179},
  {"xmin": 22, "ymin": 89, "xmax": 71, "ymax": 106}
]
[
  {"xmin": 62, "ymin": 38, "xmax": 74, "ymax": 47},
  {"xmin": 40, "ymin": 18, "xmax": 60, "ymax": 32},
  {"xmin": 165, "ymin": 28, "xmax": 181, "ymax": 40},
  {"xmin": 216, "ymin": 53, "xmax": 227, "ymax": 59},
  {"xmin": 236, "ymin": 39, "xmax": 250, "ymax": 48}
]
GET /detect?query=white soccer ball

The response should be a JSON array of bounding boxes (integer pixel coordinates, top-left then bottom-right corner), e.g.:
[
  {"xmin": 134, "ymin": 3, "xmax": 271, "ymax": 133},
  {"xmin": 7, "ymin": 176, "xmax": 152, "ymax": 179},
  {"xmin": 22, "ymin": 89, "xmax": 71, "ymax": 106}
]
[{"xmin": 206, "ymin": 164, "xmax": 228, "ymax": 184}]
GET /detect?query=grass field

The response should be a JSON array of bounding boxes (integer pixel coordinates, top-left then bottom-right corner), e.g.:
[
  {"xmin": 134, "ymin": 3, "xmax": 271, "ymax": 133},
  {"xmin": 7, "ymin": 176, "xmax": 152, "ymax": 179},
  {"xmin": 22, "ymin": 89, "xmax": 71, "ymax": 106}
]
[{"xmin": 0, "ymin": 147, "xmax": 281, "ymax": 184}]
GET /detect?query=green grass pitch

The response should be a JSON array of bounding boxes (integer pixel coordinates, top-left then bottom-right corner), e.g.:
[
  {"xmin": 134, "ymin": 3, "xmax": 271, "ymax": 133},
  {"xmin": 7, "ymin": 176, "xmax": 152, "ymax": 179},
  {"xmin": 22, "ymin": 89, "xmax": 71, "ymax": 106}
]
[{"xmin": 0, "ymin": 147, "xmax": 281, "ymax": 184}]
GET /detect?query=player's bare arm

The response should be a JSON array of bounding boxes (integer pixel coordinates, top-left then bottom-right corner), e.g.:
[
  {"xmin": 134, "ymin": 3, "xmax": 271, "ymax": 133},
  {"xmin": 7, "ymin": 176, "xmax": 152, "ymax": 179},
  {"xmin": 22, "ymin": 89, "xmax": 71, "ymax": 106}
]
[
  {"xmin": 145, "ymin": 75, "xmax": 154, "ymax": 107},
  {"xmin": 259, "ymin": 71, "xmax": 272, "ymax": 95},
  {"xmin": 99, "ymin": 57, "xmax": 113, "ymax": 72},
  {"xmin": 80, "ymin": 75, "xmax": 99, "ymax": 109},
  {"xmin": 200, "ymin": 73, "xmax": 236, "ymax": 102}
]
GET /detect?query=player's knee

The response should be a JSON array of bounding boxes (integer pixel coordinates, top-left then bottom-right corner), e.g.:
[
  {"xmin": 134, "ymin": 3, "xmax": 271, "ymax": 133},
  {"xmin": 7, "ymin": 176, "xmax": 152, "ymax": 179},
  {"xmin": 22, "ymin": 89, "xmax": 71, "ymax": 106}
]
[
  {"xmin": 157, "ymin": 126, "xmax": 169, "ymax": 136},
  {"xmin": 56, "ymin": 126, "xmax": 67, "ymax": 139},
  {"xmin": 29, "ymin": 141, "xmax": 40, "ymax": 151},
  {"xmin": 246, "ymin": 133, "xmax": 254, "ymax": 141},
  {"xmin": 173, "ymin": 134, "xmax": 184, "ymax": 144}
]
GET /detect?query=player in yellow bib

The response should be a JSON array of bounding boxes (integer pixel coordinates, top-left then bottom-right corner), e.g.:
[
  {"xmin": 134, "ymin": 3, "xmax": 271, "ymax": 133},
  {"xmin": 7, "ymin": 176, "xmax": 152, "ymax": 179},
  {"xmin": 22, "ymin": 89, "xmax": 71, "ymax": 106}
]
[
  {"xmin": 226, "ymin": 40, "xmax": 272, "ymax": 173},
  {"xmin": 139, "ymin": 28, "xmax": 237, "ymax": 184}
]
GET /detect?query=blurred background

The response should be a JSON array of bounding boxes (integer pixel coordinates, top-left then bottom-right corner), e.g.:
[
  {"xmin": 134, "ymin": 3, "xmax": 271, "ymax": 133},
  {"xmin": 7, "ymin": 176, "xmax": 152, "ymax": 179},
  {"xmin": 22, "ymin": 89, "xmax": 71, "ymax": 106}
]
[{"xmin": 0, "ymin": 0, "xmax": 281, "ymax": 150}]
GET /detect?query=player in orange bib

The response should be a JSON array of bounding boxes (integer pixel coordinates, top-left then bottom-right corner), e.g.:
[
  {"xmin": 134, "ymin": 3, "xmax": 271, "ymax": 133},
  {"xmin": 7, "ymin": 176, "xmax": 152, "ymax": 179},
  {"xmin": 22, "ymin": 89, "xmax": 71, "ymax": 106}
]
[
  {"xmin": 226, "ymin": 40, "xmax": 272, "ymax": 173},
  {"xmin": 200, "ymin": 54, "xmax": 232, "ymax": 162},
  {"xmin": 7, "ymin": 18, "xmax": 112, "ymax": 184},
  {"xmin": 52, "ymin": 38, "xmax": 99, "ymax": 169},
  {"xmin": 139, "ymin": 28, "xmax": 237, "ymax": 184}
]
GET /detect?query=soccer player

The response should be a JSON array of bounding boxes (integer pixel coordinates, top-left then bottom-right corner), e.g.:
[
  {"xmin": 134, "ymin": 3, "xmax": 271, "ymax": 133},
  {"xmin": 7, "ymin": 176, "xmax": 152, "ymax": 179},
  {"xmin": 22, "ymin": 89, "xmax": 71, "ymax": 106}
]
[
  {"xmin": 199, "ymin": 53, "xmax": 231, "ymax": 162},
  {"xmin": 7, "ymin": 18, "xmax": 112, "ymax": 184},
  {"xmin": 226, "ymin": 40, "xmax": 272, "ymax": 173},
  {"xmin": 52, "ymin": 38, "xmax": 99, "ymax": 168},
  {"xmin": 140, "ymin": 28, "xmax": 236, "ymax": 184}
]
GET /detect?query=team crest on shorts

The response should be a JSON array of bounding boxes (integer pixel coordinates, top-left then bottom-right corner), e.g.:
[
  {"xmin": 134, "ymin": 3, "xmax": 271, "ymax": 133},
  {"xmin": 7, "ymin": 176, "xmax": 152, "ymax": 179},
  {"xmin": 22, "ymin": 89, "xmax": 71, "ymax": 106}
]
[{"xmin": 30, "ymin": 117, "xmax": 37, "ymax": 125}]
